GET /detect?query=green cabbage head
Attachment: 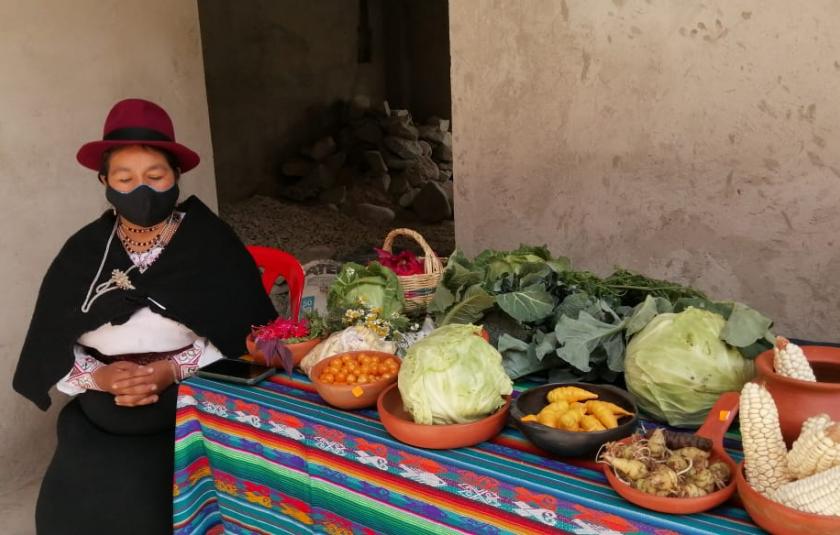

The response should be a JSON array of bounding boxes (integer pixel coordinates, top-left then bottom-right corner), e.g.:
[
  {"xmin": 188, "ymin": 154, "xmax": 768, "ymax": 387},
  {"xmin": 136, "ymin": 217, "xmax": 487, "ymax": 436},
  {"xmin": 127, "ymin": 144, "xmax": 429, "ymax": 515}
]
[
  {"xmin": 398, "ymin": 324, "xmax": 513, "ymax": 425},
  {"xmin": 624, "ymin": 307, "xmax": 755, "ymax": 427},
  {"xmin": 327, "ymin": 262, "xmax": 404, "ymax": 318}
]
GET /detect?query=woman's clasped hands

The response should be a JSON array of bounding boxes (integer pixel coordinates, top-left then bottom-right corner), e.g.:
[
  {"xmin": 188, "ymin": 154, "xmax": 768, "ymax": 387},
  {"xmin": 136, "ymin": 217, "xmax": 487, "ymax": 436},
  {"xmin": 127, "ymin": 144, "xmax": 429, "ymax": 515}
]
[{"xmin": 92, "ymin": 360, "xmax": 176, "ymax": 406}]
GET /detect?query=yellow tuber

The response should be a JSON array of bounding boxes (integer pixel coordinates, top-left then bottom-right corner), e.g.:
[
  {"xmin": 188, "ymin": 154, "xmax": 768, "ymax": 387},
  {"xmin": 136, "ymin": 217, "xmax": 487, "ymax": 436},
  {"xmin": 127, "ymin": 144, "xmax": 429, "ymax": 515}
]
[
  {"xmin": 556, "ymin": 408, "xmax": 583, "ymax": 431},
  {"xmin": 520, "ymin": 386, "xmax": 634, "ymax": 433},
  {"xmin": 580, "ymin": 415, "xmax": 607, "ymax": 432},
  {"xmin": 547, "ymin": 386, "xmax": 598, "ymax": 404},
  {"xmin": 586, "ymin": 401, "xmax": 620, "ymax": 429}
]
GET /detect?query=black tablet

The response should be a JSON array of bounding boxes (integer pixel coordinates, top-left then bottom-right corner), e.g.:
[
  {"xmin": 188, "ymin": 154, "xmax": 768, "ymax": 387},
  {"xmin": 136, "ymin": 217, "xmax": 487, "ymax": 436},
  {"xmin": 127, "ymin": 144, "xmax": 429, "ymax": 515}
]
[{"xmin": 195, "ymin": 358, "xmax": 275, "ymax": 385}]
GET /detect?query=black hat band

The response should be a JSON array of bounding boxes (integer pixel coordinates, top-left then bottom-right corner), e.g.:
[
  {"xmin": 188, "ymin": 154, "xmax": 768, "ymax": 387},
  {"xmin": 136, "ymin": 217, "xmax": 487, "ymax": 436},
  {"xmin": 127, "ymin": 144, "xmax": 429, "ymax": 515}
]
[{"xmin": 103, "ymin": 127, "xmax": 172, "ymax": 142}]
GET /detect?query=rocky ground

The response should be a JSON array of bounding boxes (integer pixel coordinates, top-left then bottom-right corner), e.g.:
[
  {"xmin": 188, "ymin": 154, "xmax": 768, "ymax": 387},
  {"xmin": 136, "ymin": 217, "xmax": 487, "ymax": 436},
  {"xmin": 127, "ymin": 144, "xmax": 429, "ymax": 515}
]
[{"xmin": 220, "ymin": 195, "xmax": 456, "ymax": 264}]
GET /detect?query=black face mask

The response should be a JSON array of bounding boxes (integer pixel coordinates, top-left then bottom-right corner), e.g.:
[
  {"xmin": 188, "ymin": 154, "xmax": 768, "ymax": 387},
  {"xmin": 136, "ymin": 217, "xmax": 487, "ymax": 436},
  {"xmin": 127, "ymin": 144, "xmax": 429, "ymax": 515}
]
[{"xmin": 106, "ymin": 183, "xmax": 179, "ymax": 227}]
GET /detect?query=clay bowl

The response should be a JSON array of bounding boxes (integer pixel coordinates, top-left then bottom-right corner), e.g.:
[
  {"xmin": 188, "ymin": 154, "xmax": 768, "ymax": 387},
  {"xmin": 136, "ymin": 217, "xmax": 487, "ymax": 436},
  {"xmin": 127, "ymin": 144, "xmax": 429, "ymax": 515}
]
[
  {"xmin": 310, "ymin": 351, "xmax": 399, "ymax": 410},
  {"xmin": 246, "ymin": 334, "xmax": 322, "ymax": 368},
  {"xmin": 602, "ymin": 391, "xmax": 740, "ymax": 514},
  {"xmin": 756, "ymin": 345, "xmax": 840, "ymax": 445},
  {"xmin": 377, "ymin": 383, "xmax": 510, "ymax": 449},
  {"xmin": 736, "ymin": 462, "xmax": 840, "ymax": 535},
  {"xmin": 511, "ymin": 383, "xmax": 639, "ymax": 458}
]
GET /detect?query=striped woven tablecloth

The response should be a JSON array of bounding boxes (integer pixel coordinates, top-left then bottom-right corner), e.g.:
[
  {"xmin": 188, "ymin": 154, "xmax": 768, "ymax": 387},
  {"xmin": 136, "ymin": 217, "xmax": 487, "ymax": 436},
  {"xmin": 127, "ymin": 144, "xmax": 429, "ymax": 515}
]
[{"xmin": 172, "ymin": 373, "xmax": 763, "ymax": 534}]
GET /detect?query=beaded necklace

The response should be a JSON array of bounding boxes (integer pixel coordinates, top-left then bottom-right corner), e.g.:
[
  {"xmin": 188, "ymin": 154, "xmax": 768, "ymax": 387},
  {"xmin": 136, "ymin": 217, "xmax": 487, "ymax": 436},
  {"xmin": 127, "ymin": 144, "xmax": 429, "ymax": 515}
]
[{"xmin": 117, "ymin": 212, "xmax": 181, "ymax": 255}]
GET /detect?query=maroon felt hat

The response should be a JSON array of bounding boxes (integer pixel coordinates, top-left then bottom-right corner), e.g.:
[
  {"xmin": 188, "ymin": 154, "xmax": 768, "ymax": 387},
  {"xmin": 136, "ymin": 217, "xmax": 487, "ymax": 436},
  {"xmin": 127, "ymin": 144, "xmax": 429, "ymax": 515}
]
[{"xmin": 76, "ymin": 98, "xmax": 200, "ymax": 173}]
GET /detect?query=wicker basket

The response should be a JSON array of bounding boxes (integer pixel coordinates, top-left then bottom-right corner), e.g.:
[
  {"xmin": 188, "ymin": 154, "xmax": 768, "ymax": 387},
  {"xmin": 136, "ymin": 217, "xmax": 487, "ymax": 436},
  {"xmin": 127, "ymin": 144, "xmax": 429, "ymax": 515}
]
[{"xmin": 382, "ymin": 228, "xmax": 444, "ymax": 315}]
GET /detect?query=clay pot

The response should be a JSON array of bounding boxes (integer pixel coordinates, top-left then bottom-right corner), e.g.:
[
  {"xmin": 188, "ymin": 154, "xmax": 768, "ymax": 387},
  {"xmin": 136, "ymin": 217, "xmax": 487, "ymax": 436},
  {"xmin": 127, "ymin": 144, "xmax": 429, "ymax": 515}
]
[
  {"xmin": 310, "ymin": 351, "xmax": 399, "ymax": 410},
  {"xmin": 755, "ymin": 345, "xmax": 840, "ymax": 445},
  {"xmin": 735, "ymin": 462, "xmax": 840, "ymax": 535},
  {"xmin": 377, "ymin": 383, "xmax": 510, "ymax": 449},
  {"xmin": 602, "ymin": 392, "xmax": 740, "ymax": 514},
  {"xmin": 245, "ymin": 335, "xmax": 322, "ymax": 368}
]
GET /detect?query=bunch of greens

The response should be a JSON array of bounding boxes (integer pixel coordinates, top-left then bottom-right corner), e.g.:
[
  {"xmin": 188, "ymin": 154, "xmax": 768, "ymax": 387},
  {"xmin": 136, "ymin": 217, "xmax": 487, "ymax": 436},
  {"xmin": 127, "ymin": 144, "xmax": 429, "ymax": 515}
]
[{"xmin": 428, "ymin": 245, "xmax": 774, "ymax": 384}]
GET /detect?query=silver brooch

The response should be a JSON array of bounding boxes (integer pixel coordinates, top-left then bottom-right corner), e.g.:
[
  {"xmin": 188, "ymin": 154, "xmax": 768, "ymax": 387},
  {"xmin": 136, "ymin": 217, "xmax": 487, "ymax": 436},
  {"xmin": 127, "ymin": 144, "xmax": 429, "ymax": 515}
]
[{"xmin": 110, "ymin": 269, "xmax": 135, "ymax": 290}]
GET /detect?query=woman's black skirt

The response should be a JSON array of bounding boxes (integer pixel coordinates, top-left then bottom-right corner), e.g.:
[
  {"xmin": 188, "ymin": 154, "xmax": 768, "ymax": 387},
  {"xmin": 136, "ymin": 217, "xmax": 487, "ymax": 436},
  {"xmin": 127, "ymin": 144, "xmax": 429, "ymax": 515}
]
[{"xmin": 36, "ymin": 386, "xmax": 178, "ymax": 535}]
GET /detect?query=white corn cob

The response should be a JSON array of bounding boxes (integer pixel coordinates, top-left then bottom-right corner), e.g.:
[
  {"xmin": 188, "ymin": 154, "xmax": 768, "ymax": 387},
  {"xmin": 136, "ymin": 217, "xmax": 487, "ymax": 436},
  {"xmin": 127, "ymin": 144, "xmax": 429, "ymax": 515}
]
[
  {"xmin": 787, "ymin": 416, "xmax": 840, "ymax": 479},
  {"xmin": 800, "ymin": 413, "xmax": 832, "ymax": 436},
  {"xmin": 771, "ymin": 464, "xmax": 840, "ymax": 516},
  {"xmin": 774, "ymin": 336, "xmax": 816, "ymax": 382},
  {"xmin": 740, "ymin": 382, "xmax": 792, "ymax": 495}
]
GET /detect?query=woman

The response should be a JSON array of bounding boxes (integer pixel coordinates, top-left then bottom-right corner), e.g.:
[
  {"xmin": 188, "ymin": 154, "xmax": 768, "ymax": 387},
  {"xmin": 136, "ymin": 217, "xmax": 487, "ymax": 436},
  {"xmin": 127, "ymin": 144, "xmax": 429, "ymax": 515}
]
[{"xmin": 13, "ymin": 98, "xmax": 276, "ymax": 534}]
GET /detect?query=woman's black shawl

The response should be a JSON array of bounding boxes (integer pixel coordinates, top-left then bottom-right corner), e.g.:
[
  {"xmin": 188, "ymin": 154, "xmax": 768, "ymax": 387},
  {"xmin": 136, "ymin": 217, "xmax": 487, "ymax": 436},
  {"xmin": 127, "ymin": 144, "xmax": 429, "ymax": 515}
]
[{"xmin": 14, "ymin": 195, "xmax": 277, "ymax": 410}]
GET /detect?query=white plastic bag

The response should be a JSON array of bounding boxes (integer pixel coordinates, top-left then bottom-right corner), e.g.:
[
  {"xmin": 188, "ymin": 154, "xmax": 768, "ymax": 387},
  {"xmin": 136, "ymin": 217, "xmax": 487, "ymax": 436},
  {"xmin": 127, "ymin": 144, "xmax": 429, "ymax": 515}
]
[{"xmin": 300, "ymin": 325, "xmax": 396, "ymax": 377}]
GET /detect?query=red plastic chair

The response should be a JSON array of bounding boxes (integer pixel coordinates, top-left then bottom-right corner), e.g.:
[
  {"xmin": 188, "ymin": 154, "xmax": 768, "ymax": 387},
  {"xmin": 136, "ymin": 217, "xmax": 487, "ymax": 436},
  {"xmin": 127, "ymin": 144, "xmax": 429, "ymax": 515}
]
[{"xmin": 246, "ymin": 245, "xmax": 305, "ymax": 320}]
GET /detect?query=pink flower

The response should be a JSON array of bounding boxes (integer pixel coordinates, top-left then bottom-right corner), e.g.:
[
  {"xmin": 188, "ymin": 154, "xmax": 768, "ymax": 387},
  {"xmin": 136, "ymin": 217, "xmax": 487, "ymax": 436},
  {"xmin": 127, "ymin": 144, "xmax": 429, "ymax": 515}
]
[
  {"xmin": 374, "ymin": 248, "xmax": 425, "ymax": 276},
  {"xmin": 252, "ymin": 317, "xmax": 310, "ymax": 341}
]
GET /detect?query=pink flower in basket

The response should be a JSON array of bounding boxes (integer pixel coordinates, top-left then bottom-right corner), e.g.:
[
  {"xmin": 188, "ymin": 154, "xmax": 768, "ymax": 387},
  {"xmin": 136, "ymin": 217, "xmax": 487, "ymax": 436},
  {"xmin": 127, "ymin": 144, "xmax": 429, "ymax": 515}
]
[{"xmin": 374, "ymin": 248, "xmax": 425, "ymax": 276}]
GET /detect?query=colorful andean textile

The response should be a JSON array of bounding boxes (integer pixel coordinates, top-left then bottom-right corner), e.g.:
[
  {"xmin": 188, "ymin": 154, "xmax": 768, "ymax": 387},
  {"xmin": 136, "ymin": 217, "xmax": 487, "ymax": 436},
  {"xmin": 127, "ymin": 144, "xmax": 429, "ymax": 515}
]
[
  {"xmin": 15, "ymin": 195, "xmax": 274, "ymax": 535},
  {"xmin": 174, "ymin": 374, "xmax": 761, "ymax": 535}
]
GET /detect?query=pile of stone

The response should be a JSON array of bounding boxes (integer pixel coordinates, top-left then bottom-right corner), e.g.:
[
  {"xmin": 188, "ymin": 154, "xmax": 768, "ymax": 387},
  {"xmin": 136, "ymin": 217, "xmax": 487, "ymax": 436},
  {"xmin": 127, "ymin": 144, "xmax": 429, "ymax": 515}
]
[{"xmin": 277, "ymin": 96, "xmax": 454, "ymax": 225}]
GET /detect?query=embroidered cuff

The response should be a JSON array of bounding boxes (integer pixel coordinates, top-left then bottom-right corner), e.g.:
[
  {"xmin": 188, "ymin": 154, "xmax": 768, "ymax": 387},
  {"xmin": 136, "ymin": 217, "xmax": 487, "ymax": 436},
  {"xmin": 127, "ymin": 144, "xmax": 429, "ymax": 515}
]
[
  {"xmin": 169, "ymin": 344, "xmax": 202, "ymax": 382},
  {"xmin": 57, "ymin": 353, "xmax": 106, "ymax": 395}
]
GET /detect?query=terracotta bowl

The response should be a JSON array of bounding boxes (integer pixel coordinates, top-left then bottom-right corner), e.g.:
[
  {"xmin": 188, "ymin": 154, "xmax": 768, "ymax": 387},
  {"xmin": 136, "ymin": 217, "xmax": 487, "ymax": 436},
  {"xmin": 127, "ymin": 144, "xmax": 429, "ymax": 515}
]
[
  {"xmin": 755, "ymin": 345, "xmax": 840, "ymax": 445},
  {"xmin": 602, "ymin": 392, "xmax": 740, "ymax": 515},
  {"xmin": 246, "ymin": 334, "xmax": 322, "ymax": 368},
  {"xmin": 377, "ymin": 383, "xmax": 510, "ymax": 449},
  {"xmin": 310, "ymin": 351, "xmax": 399, "ymax": 410},
  {"xmin": 511, "ymin": 383, "xmax": 639, "ymax": 458},
  {"xmin": 736, "ymin": 462, "xmax": 840, "ymax": 534}
]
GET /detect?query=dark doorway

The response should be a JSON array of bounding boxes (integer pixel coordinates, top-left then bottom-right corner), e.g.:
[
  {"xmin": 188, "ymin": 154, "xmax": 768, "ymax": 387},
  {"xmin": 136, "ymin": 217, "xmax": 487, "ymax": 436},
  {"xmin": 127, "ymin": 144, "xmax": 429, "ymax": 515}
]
[{"xmin": 197, "ymin": 0, "xmax": 454, "ymax": 263}]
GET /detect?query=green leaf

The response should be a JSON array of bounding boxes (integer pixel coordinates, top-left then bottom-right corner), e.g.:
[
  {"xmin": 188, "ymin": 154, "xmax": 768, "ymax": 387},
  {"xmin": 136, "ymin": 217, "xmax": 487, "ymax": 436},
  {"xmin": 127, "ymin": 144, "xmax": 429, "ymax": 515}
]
[
  {"xmin": 737, "ymin": 338, "xmax": 773, "ymax": 359},
  {"xmin": 534, "ymin": 330, "xmax": 558, "ymax": 360},
  {"xmin": 486, "ymin": 259, "xmax": 514, "ymax": 284},
  {"xmin": 603, "ymin": 333, "xmax": 626, "ymax": 372},
  {"xmin": 547, "ymin": 257, "xmax": 571, "ymax": 273},
  {"xmin": 673, "ymin": 298, "xmax": 732, "ymax": 319},
  {"xmin": 554, "ymin": 311, "xmax": 626, "ymax": 372},
  {"xmin": 520, "ymin": 271, "xmax": 549, "ymax": 288},
  {"xmin": 427, "ymin": 284, "xmax": 454, "ymax": 314},
  {"xmin": 555, "ymin": 293, "xmax": 599, "ymax": 321},
  {"xmin": 721, "ymin": 302, "xmax": 774, "ymax": 348},
  {"xmin": 439, "ymin": 284, "xmax": 495, "ymax": 325},
  {"xmin": 625, "ymin": 295, "xmax": 673, "ymax": 339},
  {"xmin": 498, "ymin": 333, "xmax": 530, "ymax": 353},
  {"xmin": 445, "ymin": 261, "xmax": 483, "ymax": 290},
  {"xmin": 511, "ymin": 244, "xmax": 553, "ymax": 260},
  {"xmin": 518, "ymin": 262, "xmax": 552, "ymax": 279},
  {"xmin": 496, "ymin": 285, "xmax": 555, "ymax": 323},
  {"xmin": 500, "ymin": 337, "xmax": 559, "ymax": 380}
]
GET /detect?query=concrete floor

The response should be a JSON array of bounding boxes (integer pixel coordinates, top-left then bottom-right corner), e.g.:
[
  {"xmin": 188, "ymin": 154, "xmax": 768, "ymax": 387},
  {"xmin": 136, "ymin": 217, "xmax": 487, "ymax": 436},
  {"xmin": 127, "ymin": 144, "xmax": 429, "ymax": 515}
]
[{"xmin": 0, "ymin": 479, "xmax": 38, "ymax": 535}]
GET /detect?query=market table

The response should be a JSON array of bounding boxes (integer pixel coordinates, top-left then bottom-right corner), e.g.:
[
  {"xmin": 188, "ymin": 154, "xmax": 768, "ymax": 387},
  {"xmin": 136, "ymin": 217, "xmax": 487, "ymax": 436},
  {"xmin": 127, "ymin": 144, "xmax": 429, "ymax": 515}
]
[{"xmin": 172, "ymin": 373, "xmax": 763, "ymax": 535}]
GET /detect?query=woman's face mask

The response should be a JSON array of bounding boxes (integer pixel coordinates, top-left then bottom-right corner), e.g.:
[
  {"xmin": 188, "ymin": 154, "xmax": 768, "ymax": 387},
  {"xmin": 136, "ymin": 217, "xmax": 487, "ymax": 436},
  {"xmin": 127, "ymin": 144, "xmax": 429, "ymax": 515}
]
[
  {"xmin": 106, "ymin": 183, "xmax": 179, "ymax": 227},
  {"xmin": 103, "ymin": 145, "xmax": 180, "ymax": 226}
]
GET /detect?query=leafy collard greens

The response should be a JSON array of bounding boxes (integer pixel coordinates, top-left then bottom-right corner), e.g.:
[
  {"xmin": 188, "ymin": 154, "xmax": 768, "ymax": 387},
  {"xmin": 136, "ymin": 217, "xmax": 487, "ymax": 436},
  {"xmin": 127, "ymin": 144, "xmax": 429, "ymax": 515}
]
[{"xmin": 429, "ymin": 246, "xmax": 774, "ymax": 383}]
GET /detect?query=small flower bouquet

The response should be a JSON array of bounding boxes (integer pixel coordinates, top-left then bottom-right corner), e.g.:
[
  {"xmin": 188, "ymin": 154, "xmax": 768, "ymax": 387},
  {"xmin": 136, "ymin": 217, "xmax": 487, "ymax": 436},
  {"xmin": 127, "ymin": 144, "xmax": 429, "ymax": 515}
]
[
  {"xmin": 248, "ymin": 312, "xmax": 327, "ymax": 375},
  {"xmin": 328, "ymin": 297, "xmax": 419, "ymax": 341}
]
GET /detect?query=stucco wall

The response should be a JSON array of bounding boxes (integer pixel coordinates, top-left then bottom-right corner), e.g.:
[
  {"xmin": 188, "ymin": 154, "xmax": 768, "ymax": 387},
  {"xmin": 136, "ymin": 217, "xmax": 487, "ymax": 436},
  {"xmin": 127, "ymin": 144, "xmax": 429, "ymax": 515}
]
[
  {"xmin": 451, "ymin": 0, "xmax": 840, "ymax": 341},
  {"xmin": 199, "ymin": 0, "xmax": 388, "ymax": 202},
  {"xmin": 0, "ymin": 0, "xmax": 215, "ymax": 527}
]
